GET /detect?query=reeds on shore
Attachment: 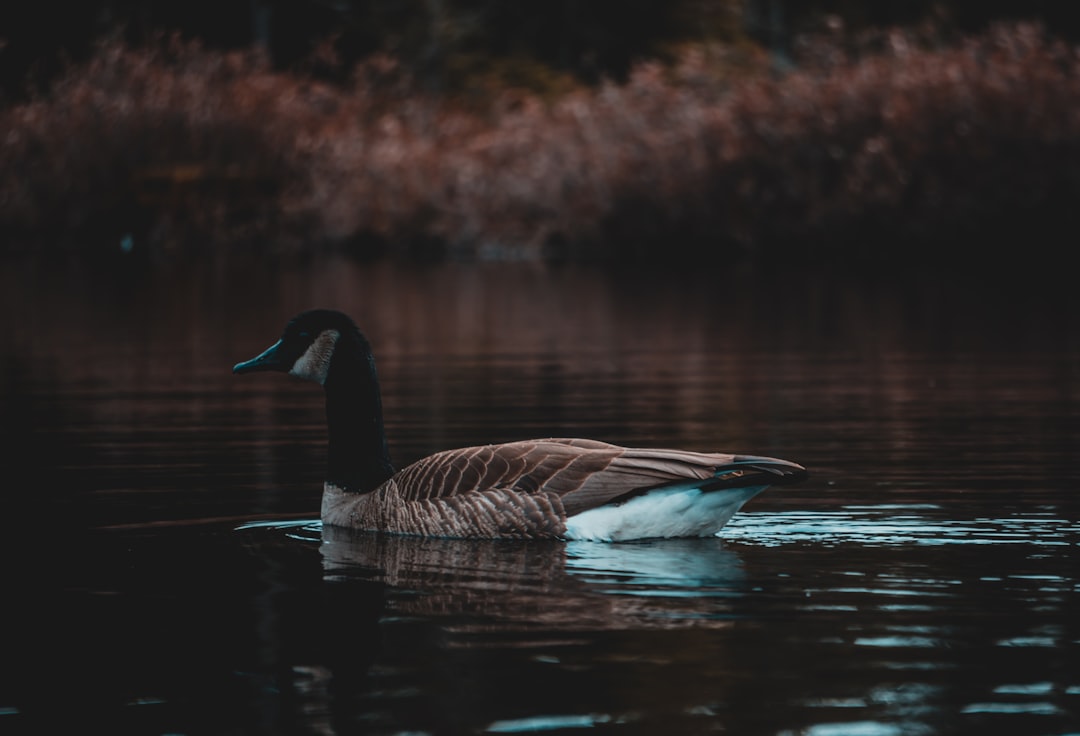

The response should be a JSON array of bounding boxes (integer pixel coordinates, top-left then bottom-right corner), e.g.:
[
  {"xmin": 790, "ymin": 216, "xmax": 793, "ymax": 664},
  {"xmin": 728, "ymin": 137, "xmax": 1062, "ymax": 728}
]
[{"xmin": 1, "ymin": 23, "xmax": 1078, "ymax": 261}]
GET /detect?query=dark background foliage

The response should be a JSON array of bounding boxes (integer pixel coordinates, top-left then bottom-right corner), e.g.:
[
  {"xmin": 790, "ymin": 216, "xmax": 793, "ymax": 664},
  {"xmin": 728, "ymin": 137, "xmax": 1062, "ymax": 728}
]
[
  {"xmin": 2, "ymin": 2, "xmax": 1079, "ymax": 262},
  {"xmin": 4, "ymin": 1, "xmax": 1080, "ymax": 100}
]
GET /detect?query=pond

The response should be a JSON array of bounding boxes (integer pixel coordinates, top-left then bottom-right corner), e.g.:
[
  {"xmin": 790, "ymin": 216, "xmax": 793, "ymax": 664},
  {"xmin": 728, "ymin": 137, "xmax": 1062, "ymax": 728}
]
[{"xmin": 1, "ymin": 254, "xmax": 1078, "ymax": 735}]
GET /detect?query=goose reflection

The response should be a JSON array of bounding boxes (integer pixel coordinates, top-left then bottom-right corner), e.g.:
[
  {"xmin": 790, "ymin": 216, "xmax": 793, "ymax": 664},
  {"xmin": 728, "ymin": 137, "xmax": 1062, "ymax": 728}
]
[{"xmin": 320, "ymin": 525, "xmax": 748, "ymax": 633}]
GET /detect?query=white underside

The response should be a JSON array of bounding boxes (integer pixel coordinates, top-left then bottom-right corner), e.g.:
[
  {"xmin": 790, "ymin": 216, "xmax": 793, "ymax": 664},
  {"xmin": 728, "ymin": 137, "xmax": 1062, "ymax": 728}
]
[{"xmin": 563, "ymin": 485, "xmax": 768, "ymax": 542}]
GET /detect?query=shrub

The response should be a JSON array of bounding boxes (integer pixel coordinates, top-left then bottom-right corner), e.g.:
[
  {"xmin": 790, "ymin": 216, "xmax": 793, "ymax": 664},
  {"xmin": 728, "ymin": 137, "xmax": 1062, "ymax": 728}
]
[
  {"xmin": 0, "ymin": 37, "xmax": 323, "ymax": 252},
  {"xmin": 2, "ymin": 23, "xmax": 1078, "ymax": 262},
  {"xmin": 294, "ymin": 21, "xmax": 1080, "ymax": 261}
]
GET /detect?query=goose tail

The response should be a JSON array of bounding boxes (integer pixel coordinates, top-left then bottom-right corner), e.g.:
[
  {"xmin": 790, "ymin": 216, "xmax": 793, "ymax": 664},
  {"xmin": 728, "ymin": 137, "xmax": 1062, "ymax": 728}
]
[
  {"xmin": 562, "ymin": 454, "xmax": 806, "ymax": 542},
  {"xmin": 702, "ymin": 455, "xmax": 807, "ymax": 492}
]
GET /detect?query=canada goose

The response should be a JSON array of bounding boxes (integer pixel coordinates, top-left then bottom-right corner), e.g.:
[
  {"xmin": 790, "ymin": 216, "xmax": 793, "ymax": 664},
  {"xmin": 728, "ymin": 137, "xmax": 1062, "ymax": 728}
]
[{"xmin": 233, "ymin": 310, "xmax": 806, "ymax": 541}]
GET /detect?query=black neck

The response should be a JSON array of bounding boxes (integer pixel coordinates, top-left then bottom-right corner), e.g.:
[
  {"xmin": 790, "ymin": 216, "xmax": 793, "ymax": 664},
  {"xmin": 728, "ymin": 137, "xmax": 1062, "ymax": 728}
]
[{"xmin": 323, "ymin": 329, "xmax": 395, "ymax": 493}]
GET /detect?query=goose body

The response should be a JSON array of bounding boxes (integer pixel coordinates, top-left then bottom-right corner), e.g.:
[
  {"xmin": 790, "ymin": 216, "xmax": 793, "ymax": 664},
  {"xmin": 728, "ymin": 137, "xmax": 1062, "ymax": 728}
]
[{"xmin": 234, "ymin": 310, "xmax": 806, "ymax": 541}]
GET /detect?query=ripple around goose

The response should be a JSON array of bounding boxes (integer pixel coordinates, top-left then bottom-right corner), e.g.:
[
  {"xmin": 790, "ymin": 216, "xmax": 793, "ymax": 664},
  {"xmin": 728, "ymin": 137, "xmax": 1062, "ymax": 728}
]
[{"xmin": 233, "ymin": 309, "xmax": 807, "ymax": 541}]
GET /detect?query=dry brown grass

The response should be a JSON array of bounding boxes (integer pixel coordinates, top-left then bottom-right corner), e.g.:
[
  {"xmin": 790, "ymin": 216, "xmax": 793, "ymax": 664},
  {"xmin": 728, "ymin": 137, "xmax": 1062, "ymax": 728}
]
[{"xmin": 2, "ymin": 24, "xmax": 1078, "ymax": 261}]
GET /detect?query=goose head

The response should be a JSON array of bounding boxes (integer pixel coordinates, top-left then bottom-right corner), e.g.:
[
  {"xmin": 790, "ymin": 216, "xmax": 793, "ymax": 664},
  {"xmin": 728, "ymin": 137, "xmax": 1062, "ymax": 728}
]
[
  {"xmin": 233, "ymin": 309, "xmax": 361, "ymax": 385},
  {"xmin": 233, "ymin": 309, "xmax": 393, "ymax": 493}
]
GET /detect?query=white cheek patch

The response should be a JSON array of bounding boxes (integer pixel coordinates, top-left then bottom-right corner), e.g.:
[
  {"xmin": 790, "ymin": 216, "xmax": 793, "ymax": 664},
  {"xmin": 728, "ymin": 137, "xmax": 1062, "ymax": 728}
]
[{"xmin": 289, "ymin": 329, "xmax": 340, "ymax": 384}]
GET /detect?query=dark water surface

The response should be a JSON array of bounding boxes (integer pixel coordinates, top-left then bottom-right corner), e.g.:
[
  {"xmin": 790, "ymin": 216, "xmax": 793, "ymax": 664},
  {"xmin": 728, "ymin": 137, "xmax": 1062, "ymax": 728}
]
[{"xmin": 1, "ymin": 255, "xmax": 1078, "ymax": 735}]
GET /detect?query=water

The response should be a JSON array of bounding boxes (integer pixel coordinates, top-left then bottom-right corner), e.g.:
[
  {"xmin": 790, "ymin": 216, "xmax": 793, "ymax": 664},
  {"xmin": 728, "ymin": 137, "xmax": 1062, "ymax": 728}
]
[{"xmin": 1, "ymin": 255, "xmax": 1078, "ymax": 734}]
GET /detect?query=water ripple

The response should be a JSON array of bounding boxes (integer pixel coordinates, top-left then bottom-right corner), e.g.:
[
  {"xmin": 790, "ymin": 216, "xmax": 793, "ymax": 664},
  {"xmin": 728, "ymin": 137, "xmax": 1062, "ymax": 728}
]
[
  {"xmin": 723, "ymin": 506, "xmax": 1079, "ymax": 548},
  {"xmin": 235, "ymin": 519, "xmax": 322, "ymax": 542}
]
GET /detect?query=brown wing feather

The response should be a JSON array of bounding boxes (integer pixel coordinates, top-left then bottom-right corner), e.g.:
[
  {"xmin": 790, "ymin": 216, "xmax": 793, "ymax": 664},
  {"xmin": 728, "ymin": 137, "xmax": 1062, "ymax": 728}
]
[
  {"xmin": 390, "ymin": 440, "xmax": 616, "ymax": 502},
  {"xmin": 555, "ymin": 447, "xmax": 737, "ymax": 515},
  {"xmin": 390, "ymin": 439, "xmax": 736, "ymax": 516}
]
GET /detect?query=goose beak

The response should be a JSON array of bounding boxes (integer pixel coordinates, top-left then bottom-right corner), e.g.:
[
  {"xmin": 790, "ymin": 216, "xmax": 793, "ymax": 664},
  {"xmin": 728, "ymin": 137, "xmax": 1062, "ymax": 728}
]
[{"xmin": 233, "ymin": 340, "xmax": 288, "ymax": 374}]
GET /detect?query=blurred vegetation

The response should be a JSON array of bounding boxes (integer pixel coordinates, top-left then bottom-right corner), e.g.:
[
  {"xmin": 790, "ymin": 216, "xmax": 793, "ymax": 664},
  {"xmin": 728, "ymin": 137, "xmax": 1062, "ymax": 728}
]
[
  {"xmin": 5, "ymin": 1, "xmax": 1078, "ymax": 99},
  {"xmin": 1, "ymin": 2, "xmax": 1079, "ymax": 261}
]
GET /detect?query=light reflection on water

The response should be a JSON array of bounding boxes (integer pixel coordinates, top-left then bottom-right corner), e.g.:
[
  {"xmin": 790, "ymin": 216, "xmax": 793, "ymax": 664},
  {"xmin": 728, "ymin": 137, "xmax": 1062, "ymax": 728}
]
[
  {"xmin": 724, "ymin": 505, "xmax": 1080, "ymax": 548},
  {"xmin": 314, "ymin": 525, "xmax": 750, "ymax": 633},
  {"xmin": 234, "ymin": 511, "xmax": 1080, "ymax": 735},
  {"xmin": 239, "ymin": 509, "xmax": 1080, "ymax": 640},
  {"xmin": 562, "ymin": 538, "xmax": 746, "ymax": 598}
]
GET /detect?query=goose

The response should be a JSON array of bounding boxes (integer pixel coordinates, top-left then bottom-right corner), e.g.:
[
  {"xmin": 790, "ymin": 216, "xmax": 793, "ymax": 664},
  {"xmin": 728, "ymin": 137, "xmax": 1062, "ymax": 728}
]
[{"xmin": 233, "ymin": 310, "xmax": 806, "ymax": 541}]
